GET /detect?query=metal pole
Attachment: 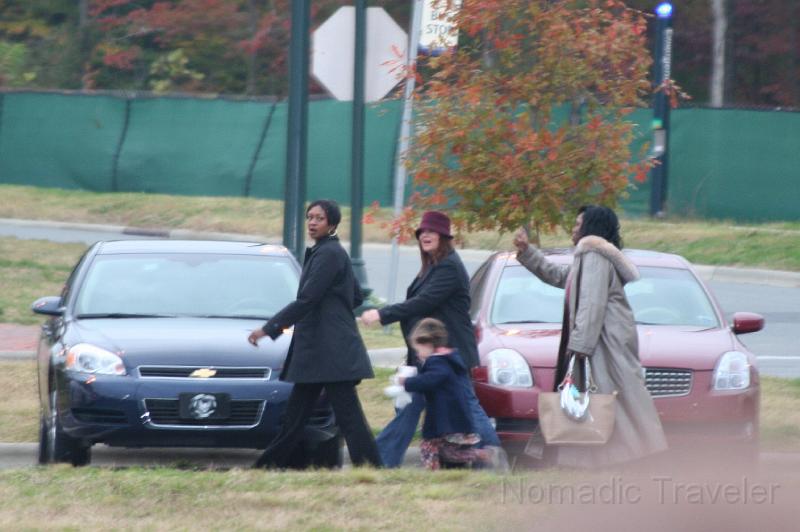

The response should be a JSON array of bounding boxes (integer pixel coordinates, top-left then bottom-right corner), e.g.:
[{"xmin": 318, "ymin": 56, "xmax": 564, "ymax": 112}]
[
  {"xmin": 351, "ymin": 0, "xmax": 371, "ymax": 296},
  {"xmin": 386, "ymin": 0, "xmax": 424, "ymax": 306},
  {"xmin": 649, "ymin": 2, "xmax": 673, "ymax": 217},
  {"xmin": 283, "ymin": 0, "xmax": 311, "ymax": 261}
]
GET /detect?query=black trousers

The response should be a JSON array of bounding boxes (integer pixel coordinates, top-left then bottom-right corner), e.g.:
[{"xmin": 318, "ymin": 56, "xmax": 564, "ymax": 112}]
[{"xmin": 255, "ymin": 381, "xmax": 382, "ymax": 468}]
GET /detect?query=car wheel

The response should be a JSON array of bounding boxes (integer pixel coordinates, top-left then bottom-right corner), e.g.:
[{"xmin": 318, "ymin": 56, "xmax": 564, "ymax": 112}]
[
  {"xmin": 44, "ymin": 389, "xmax": 92, "ymax": 467},
  {"xmin": 37, "ymin": 415, "xmax": 49, "ymax": 465}
]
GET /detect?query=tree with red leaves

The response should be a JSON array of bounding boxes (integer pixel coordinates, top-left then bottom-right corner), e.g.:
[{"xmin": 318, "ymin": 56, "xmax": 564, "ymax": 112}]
[
  {"xmin": 83, "ymin": 0, "xmax": 403, "ymax": 95},
  {"xmin": 404, "ymin": 0, "xmax": 653, "ymax": 240}
]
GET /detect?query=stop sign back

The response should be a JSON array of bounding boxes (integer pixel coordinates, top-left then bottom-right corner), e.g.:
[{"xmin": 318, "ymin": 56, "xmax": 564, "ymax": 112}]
[{"xmin": 312, "ymin": 7, "xmax": 408, "ymax": 102}]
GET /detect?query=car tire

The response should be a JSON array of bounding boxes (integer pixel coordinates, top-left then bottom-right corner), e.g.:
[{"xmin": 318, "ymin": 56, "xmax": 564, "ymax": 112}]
[
  {"xmin": 37, "ymin": 415, "xmax": 49, "ymax": 465},
  {"xmin": 43, "ymin": 390, "xmax": 92, "ymax": 467}
]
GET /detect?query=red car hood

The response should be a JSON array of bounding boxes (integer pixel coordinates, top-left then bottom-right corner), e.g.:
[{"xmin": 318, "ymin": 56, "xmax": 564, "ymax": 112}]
[{"xmin": 491, "ymin": 324, "xmax": 737, "ymax": 371}]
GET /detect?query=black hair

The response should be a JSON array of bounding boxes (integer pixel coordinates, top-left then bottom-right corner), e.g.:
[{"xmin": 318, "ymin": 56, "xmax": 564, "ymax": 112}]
[
  {"xmin": 306, "ymin": 199, "xmax": 342, "ymax": 228},
  {"xmin": 577, "ymin": 205, "xmax": 623, "ymax": 249}
]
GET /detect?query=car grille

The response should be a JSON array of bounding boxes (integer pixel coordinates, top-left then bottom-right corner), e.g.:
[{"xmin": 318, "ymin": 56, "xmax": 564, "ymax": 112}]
[
  {"xmin": 138, "ymin": 366, "xmax": 271, "ymax": 379},
  {"xmin": 645, "ymin": 368, "xmax": 693, "ymax": 397},
  {"xmin": 495, "ymin": 418, "xmax": 538, "ymax": 433},
  {"xmin": 144, "ymin": 399, "xmax": 265, "ymax": 427}
]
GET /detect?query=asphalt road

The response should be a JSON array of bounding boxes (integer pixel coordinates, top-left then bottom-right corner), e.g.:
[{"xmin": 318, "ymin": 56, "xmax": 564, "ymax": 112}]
[{"xmin": 1, "ymin": 220, "xmax": 797, "ymax": 377}]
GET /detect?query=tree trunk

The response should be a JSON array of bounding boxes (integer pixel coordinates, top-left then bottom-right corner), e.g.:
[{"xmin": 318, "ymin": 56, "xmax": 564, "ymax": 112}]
[
  {"xmin": 792, "ymin": 1, "xmax": 800, "ymax": 106},
  {"xmin": 710, "ymin": 0, "xmax": 727, "ymax": 107},
  {"xmin": 79, "ymin": 0, "xmax": 90, "ymax": 89},
  {"xmin": 246, "ymin": 0, "xmax": 260, "ymax": 95}
]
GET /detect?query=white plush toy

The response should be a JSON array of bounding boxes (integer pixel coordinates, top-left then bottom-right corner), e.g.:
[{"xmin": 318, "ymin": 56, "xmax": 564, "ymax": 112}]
[{"xmin": 383, "ymin": 365, "xmax": 417, "ymax": 409}]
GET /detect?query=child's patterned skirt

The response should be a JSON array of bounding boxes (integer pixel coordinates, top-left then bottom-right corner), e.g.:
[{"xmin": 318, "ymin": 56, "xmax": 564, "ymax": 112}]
[{"xmin": 420, "ymin": 433, "xmax": 489, "ymax": 470}]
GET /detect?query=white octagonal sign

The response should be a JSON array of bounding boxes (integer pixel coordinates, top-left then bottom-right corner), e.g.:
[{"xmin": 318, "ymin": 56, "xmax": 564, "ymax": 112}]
[{"xmin": 312, "ymin": 7, "xmax": 408, "ymax": 102}]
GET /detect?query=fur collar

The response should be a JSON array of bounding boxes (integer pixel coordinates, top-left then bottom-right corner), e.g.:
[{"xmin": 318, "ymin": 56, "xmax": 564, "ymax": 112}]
[{"xmin": 575, "ymin": 235, "xmax": 639, "ymax": 284}]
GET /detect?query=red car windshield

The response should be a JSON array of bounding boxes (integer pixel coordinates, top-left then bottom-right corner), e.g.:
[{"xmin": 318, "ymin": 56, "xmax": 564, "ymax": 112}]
[{"xmin": 491, "ymin": 265, "xmax": 719, "ymax": 328}]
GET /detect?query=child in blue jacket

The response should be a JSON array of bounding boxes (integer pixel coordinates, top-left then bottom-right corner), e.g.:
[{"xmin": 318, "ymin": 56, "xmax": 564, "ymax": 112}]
[{"xmin": 399, "ymin": 318, "xmax": 493, "ymax": 470}]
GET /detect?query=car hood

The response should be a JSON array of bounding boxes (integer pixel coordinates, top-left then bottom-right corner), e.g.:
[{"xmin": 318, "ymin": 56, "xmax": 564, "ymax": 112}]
[
  {"xmin": 491, "ymin": 324, "xmax": 737, "ymax": 371},
  {"xmin": 65, "ymin": 318, "xmax": 290, "ymax": 369}
]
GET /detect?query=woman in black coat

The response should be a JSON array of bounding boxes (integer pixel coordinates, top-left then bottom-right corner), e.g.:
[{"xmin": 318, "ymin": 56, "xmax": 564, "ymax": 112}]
[
  {"xmin": 248, "ymin": 199, "xmax": 381, "ymax": 468},
  {"xmin": 361, "ymin": 211, "xmax": 504, "ymax": 468}
]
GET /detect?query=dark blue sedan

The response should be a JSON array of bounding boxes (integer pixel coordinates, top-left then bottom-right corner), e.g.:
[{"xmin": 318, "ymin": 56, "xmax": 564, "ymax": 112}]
[{"xmin": 32, "ymin": 240, "xmax": 340, "ymax": 466}]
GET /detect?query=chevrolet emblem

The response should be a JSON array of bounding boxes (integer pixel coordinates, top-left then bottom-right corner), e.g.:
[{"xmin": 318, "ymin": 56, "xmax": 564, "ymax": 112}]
[{"xmin": 189, "ymin": 368, "xmax": 217, "ymax": 379}]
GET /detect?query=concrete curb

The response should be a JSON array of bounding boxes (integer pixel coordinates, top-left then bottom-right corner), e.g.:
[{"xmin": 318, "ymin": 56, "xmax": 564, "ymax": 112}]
[
  {"xmin": 2, "ymin": 218, "xmax": 799, "ymax": 287},
  {"xmin": 693, "ymin": 265, "xmax": 800, "ymax": 288},
  {"xmin": 367, "ymin": 347, "xmax": 407, "ymax": 368},
  {"xmin": 0, "ymin": 351, "xmax": 35, "ymax": 360}
]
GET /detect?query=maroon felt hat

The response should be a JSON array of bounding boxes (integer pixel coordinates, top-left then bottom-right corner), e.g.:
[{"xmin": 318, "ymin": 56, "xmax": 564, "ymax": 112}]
[{"xmin": 415, "ymin": 211, "xmax": 453, "ymax": 239}]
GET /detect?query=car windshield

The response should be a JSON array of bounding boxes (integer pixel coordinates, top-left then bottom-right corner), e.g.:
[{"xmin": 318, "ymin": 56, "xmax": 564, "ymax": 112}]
[
  {"xmin": 74, "ymin": 253, "xmax": 299, "ymax": 319},
  {"xmin": 491, "ymin": 265, "xmax": 720, "ymax": 328}
]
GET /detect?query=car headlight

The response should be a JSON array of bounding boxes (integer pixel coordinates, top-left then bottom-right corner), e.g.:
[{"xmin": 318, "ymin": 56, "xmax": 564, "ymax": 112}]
[
  {"xmin": 487, "ymin": 348, "xmax": 533, "ymax": 388},
  {"xmin": 713, "ymin": 351, "xmax": 750, "ymax": 390},
  {"xmin": 65, "ymin": 343, "xmax": 127, "ymax": 375}
]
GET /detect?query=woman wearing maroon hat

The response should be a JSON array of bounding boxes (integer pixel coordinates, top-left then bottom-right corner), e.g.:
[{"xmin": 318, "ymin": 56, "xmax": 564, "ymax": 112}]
[{"xmin": 362, "ymin": 211, "xmax": 506, "ymax": 469}]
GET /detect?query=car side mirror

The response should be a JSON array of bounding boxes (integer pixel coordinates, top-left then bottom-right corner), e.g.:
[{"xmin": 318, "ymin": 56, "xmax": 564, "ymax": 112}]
[
  {"xmin": 31, "ymin": 296, "xmax": 64, "ymax": 317},
  {"xmin": 731, "ymin": 312, "xmax": 764, "ymax": 335}
]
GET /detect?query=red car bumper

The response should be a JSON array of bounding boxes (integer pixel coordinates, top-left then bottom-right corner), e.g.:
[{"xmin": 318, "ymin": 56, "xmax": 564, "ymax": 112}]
[{"xmin": 474, "ymin": 368, "xmax": 760, "ymax": 445}]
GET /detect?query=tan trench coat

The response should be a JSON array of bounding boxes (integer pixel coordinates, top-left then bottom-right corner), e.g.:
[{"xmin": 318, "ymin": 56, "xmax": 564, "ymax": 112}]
[{"xmin": 518, "ymin": 235, "xmax": 668, "ymax": 467}]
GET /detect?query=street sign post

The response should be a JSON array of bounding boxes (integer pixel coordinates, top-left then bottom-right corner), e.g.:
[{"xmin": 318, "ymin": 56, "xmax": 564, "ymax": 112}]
[
  {"xmin": 283, "ymin": 0, "xmax": 310, "ymax": 262},
  {"xmin": 312, "ymin": 6, "xmax": 408, "ymax": 300},
  {"xmin": 649, "ymin": 2, "xmax": 673, "ymax": 218},
  {"xmin": 351, "ymin": 0, "xmax": 369, "ymax": 298}
]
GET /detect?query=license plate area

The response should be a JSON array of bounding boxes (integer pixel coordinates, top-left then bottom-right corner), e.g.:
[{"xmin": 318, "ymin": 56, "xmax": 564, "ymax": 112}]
[{"xmin": 178, "ymin": 392, "xmax": 231, "ymax": 420}]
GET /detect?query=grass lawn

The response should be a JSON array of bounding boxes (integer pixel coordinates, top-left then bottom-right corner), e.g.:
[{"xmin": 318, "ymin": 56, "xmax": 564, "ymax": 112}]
[
  {"xmin": 759, "ymin": 377, "xmax": 800, "ymax": 452},
  {"xmin": 0, "ymin": 237, "xmax": 87, "ymax": 325},
  {"xmin": 2, "ymin": 184, "xmax": 800, "ymax": 271},
  {"xmin": 1, "ymin": 359, "xmax": 796, "ymax": 530},
  {"xmin": 0, "ymin": 466, "xmax": 565, "ymax": 530}
]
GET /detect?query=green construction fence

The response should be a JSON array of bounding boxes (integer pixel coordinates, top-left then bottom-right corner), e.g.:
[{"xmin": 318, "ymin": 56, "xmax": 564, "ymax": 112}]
[{"xmin": 0, "ymin": 90, "xmax": 797, "ymax": 221}]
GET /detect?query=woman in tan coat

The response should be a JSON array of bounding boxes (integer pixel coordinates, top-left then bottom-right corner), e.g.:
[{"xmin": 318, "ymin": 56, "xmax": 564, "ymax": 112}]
[{"xmin": 513, "ymin": 205, "xmax": 667, "ymax": 467}]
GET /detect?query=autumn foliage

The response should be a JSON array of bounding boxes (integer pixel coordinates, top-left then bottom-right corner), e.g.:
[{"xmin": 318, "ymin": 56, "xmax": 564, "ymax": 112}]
[{"xmin": 406, "ymin": 0, "xmax": 653, "ymax": 238}]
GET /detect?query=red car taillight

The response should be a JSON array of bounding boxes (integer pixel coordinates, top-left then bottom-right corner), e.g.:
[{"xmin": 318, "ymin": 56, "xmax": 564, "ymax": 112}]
[{"xmin": 471, "ymin": 366, "xmax": 488, "ymax": 383}]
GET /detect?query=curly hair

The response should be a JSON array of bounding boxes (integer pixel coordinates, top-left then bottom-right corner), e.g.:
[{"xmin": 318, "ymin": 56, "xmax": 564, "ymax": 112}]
[{"xmin": 577, "ymin": 205, "xmax": 623, "ymax": 249}]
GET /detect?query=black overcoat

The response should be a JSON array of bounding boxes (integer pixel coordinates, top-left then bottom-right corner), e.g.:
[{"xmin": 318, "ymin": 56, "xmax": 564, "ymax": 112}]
[
  {"xmin": 378, "ymin": 250, "xmax": 479, "ymax": 368},
  {"xmin": 262, "ymin": 236, "xmax": 374, "ymax": 384}
]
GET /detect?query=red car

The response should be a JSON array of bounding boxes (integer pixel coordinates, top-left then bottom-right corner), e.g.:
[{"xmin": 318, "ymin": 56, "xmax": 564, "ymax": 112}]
[{"xmin": 469, "ymin": 249, "xmax": 763, "ymax": 458}]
